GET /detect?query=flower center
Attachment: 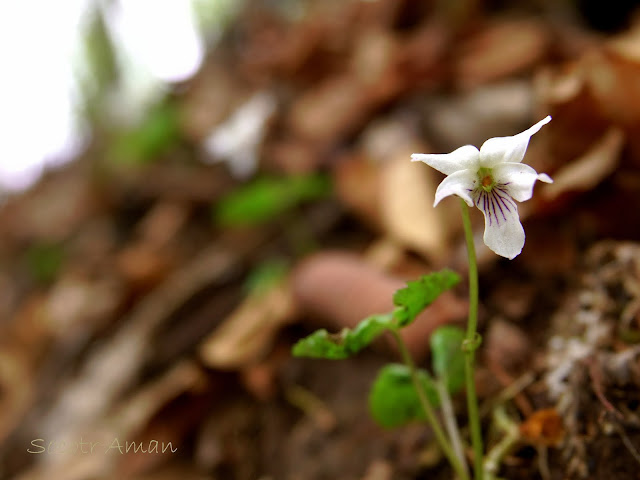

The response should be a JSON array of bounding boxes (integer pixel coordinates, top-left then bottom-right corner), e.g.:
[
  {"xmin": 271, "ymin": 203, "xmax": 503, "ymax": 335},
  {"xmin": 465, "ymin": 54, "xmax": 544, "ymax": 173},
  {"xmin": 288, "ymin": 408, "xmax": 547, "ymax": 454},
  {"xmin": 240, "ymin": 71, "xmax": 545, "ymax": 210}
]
[{"xmin": 478, "ymin": 167, "xmax": 495, "ymax": 192}]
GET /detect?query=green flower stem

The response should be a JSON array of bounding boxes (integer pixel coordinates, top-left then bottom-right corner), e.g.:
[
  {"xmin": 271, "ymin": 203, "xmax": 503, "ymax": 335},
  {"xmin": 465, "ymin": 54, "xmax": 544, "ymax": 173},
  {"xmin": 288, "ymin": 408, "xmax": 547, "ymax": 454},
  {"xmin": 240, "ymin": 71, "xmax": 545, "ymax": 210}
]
[
  {"xmin": 459, "ymin": 199, "xmax": 484, "ymax": 480},
  {"xmin": 391, "ymin": 329, "xmax": 470, "ymax": 480}
]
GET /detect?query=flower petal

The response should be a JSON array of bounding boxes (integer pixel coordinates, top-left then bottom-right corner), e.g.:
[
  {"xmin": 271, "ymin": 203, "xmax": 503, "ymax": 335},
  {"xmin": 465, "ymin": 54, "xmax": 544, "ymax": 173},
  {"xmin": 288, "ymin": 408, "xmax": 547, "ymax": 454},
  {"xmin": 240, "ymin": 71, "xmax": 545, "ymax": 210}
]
[
  {"xmin": 492, "ymin": 162, "xmax": 553, "ymax": 202},
  {"xmin": 474, "ymin": 189, "xmax": 525, "ymax": 259},
  {"xmin": 411, "ymin": 145, "xmax": 479, "ymax": 175},
  {"xmin": 434, "ymin": 169, "xmax": 476, "ymax": 207},
  {"xmin": 478, "ymin": 116, "xmax": 551, "ymax": 168},
  {"xmin": 537, "ymin": 173, "xmax": 553, "ymax": 183}
]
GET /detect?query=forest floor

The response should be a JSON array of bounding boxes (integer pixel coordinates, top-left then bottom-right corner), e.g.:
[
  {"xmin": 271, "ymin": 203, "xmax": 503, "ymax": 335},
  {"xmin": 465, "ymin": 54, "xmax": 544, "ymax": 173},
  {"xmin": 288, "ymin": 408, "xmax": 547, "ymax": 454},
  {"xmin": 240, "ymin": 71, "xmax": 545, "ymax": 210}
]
[{"xmin": 2, "ymin": 1, "xmax": 640, "ymax": 479}]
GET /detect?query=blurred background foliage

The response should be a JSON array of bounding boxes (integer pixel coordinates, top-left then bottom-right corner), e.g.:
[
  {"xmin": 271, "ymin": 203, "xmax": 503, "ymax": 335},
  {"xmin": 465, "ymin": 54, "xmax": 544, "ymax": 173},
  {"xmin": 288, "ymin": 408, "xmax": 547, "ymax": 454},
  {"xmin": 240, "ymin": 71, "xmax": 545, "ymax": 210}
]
[{"xmin": 3, "ymin": 0, "xmax": 640, "ymax": 479}]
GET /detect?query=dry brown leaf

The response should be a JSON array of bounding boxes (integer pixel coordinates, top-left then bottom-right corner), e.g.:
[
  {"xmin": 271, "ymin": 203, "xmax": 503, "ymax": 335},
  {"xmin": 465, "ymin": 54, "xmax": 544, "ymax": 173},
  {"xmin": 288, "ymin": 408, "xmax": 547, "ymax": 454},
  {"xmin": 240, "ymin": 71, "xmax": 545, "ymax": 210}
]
[
  {"xmin": 544, "ymin": 127, "xmax": 624, "ymax": 200},
  {"xmin": 333, "ymin": 153, "xmax": 382, "ymax": 229},
  {"xmin": 583, "ymin": 21, "xmax": 640, "ymax": 129},
  {"xmin": 116, "ymin": 244, "xmax": 171, "ymax": 292},
  {"xmin": 0, "ymin": 348, "xmax": 35, "ymax": 443},
  {"xmin": 392, "ymin": 21, "xmax": 449, "ymax": 90},
  {"xmin": 288, "ymin": 75, "xmax": 372, "ymax": 144},
  {"xmin": 179, "ymin": 61, "xmax": 246, "ymax": 142},
  {"xmin": 535, "ymin": 66, "xmax": 610, "ymax": 167},
  {"xmin": 0, "ymin": 166, "xmax": 100, "ymax": 243},
  {"xmin": 45, "ymin": 274, "xmax": 123, "ymax": 335},
  {"xmin": 199, "ymin": 280, "xmax": 297, "ymax": 369},
  {"xmin": 380, "ymin": 152, "xmax": 446, "ymax": 259},
  {"xmin": 519, "ymin": 408, "xmax": 565, "ymax": 447},
  {"xmin": 350, "ymin": 28, "xmax": 396, "ymax": 87},
  {"xmin": 455, "ymin": 19, "xmax": 549, "ymax": 89},
  {"xmin": 584, "ymin": 49, "xmax": 640, "ymax": 128},
  {"xmin": 136, "ymin": 201, "xmax": 189, "ymax": 248},
  {"xmin": 361, "ymin": 459, "xmax": 394, "ymax": 480},
  {"xmin": 266, "ymin": 138, "xmax": 322, "ymax": 173},
  {"xmin": 610, "ymin": 21, "xmax": 640, "ymax": 61},
  {"xmin": 420, "ymin": 80, "xmax": 534, "ymax": 152},
  {"xmin": 537, "ymin": 21, "xmax": 640, "ymax": 167}
]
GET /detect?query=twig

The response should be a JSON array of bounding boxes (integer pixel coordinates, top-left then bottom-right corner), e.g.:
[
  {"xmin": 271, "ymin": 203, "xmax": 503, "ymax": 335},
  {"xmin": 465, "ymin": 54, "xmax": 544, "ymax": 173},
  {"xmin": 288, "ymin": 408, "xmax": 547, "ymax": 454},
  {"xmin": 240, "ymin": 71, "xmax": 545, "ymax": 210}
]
[
  {"xmin": 483, "ymin": 406, "xmax": 520, "ymax": 480},
  {"xmin": 436, "ymin": 379, "xmax": 469, "ymax": 479}
]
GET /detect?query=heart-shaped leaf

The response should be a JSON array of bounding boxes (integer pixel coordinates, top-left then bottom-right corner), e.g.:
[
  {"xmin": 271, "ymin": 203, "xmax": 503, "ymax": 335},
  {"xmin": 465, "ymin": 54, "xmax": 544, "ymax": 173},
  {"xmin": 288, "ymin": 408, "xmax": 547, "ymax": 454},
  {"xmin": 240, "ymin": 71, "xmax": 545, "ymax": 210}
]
[
  {"xmin": 368, "ymin": 363, "xmax": 439, "ymax": 428},
  {"xmin": 430, "ymin": 325, "xmax": 466, "ymax": 394}
]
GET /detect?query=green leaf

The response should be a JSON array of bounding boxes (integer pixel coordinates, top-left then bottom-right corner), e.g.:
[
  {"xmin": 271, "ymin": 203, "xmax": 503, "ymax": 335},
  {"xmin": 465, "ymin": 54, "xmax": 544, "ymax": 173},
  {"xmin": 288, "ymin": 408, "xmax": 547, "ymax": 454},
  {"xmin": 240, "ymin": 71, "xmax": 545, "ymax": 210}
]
[
  {"xmin": 244, "ymin": 259, "xmax": 289, "ymax": 295},
  {"xmin": 192, "ymin": 0, "xmax": 242, "ymax": 36},
  {"xmin": 77, "ymin": 3, "xmax": 119, "ymax": 121},
  {"xmin": 25, "ymin": 243, "xmax": 65, "ymax": 284},
  {"xmin": 430, "ymin": 326, "xmax": 466, "ymax": 394},
  {"xmin": 110, "ymin": 102, "xmax": 180, "ymax": 165},
  {"xmin": 369, "ymin": 363, "xmax": 440, "ymax": 428},
  {"xmin": 292, "ymin": 314, "xmax": 394, "ymax": 359},
  {"xmin": 393, "ymin": 270, "xmax": 461, "ymax": 327},
  {"xmin": 215, "ymin": 175, "xmax": 331, "ymax": 227}
]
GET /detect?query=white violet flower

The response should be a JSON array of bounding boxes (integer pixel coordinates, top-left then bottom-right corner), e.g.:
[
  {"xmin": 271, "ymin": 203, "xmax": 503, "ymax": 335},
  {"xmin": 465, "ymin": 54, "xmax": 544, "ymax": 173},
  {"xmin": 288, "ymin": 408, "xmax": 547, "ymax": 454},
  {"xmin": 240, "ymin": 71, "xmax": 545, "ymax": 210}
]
[{"xmin": 411, "ymin": 116, "xmax": 553, "ymax": 259}]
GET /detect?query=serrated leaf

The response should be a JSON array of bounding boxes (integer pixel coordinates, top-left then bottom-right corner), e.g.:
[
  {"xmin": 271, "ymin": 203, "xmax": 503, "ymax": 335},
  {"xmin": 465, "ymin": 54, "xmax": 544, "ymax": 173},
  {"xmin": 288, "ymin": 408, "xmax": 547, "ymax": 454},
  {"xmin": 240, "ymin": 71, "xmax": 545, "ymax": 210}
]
[
  {"xmin": 291, "ymin": 329, "xmax": 346, "ymax": 359},
  {"xmin": 291, "ymin": 314, "xmax": 394, "ymax": 359},
  {"xmin": 393, "ymin": 269, "xmax": 460, "ymax": 327},
  {"xmin": 369, "ymin": 363, "xmax": 439, "ymax": 428},
  {"xmin": 430, "ymin": 325, "xmax": 466, "ymax": 394},
  {"xmin": 215, "ymin": 174, "xmax": 331, "ymax": 227}
]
